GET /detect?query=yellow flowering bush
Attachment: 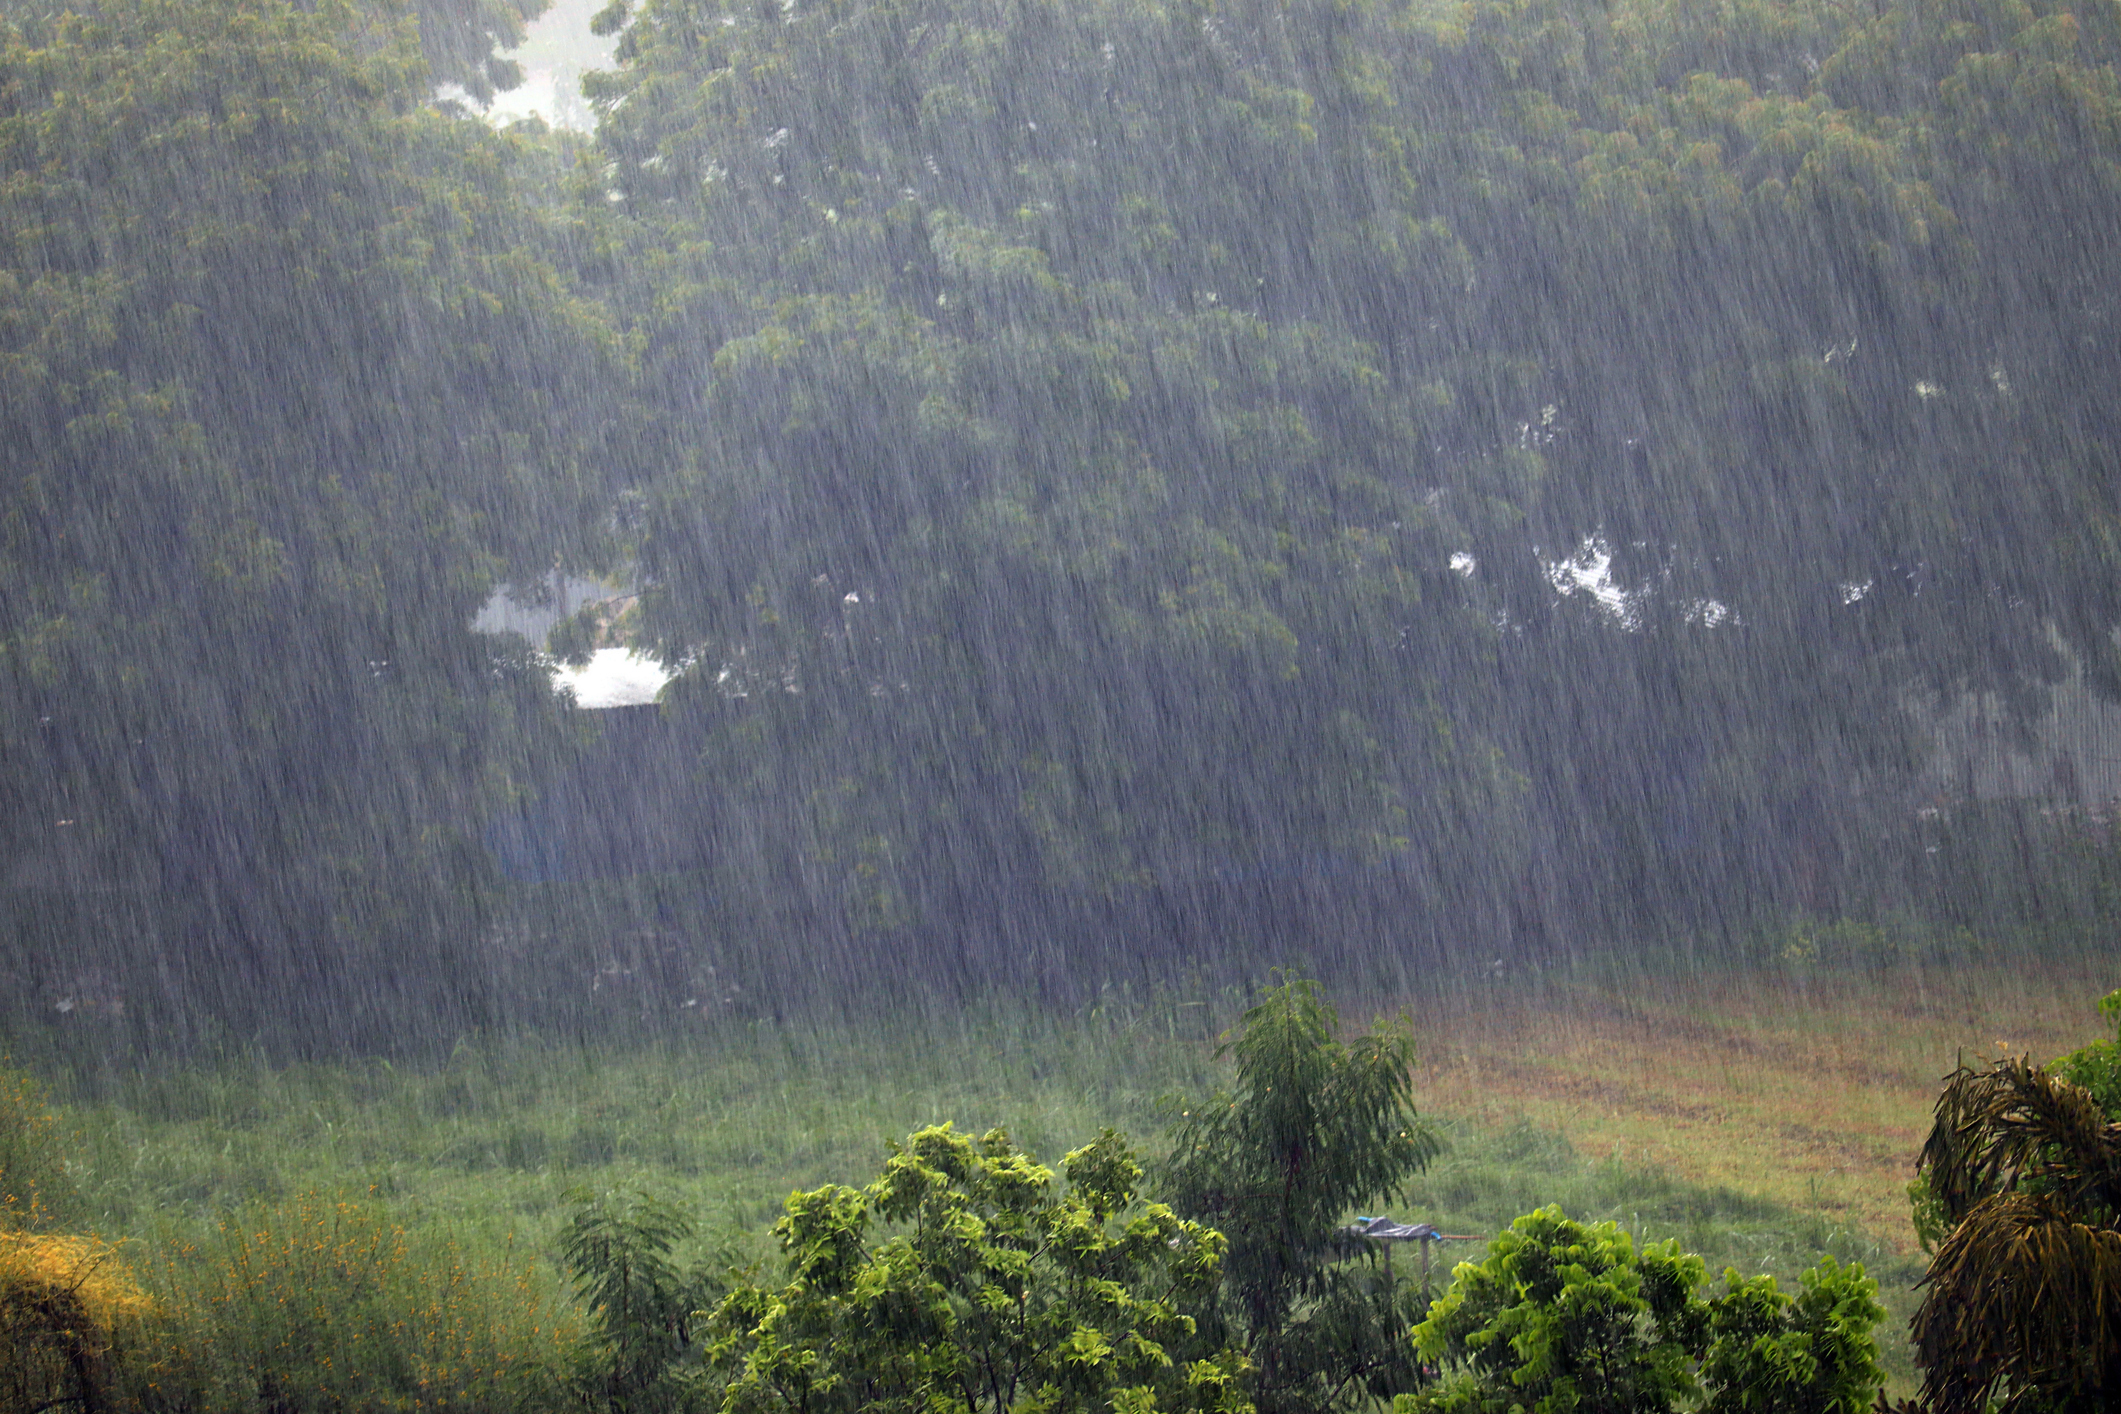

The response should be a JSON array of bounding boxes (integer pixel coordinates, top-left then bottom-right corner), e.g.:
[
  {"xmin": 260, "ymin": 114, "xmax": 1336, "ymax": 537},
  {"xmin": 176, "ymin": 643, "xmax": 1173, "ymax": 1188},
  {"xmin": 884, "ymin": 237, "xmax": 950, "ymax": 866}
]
[{"xmin": 1, "ymin": 1229, "xmax": 153, "ymax": 1411}]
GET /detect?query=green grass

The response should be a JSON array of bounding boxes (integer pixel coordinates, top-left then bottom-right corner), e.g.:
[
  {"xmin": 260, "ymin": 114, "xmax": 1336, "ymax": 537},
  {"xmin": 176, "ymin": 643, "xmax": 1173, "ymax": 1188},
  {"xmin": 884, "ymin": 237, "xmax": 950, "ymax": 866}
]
[
  {"xmin": 51, "ymin": 989, "xmax": 1233, "ymax": 1246},
  {"xmin": 8, "ymin": 970, "xmax": 1985, "ymax": 1407}
]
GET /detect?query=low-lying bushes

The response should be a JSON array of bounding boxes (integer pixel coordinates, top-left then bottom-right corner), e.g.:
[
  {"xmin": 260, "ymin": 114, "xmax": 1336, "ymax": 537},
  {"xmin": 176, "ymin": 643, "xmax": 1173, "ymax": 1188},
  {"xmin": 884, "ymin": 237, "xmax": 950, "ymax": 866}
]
[{"xmin": 1403, "ymin": 1206, "xmax": 1884, "ymax": 1414}]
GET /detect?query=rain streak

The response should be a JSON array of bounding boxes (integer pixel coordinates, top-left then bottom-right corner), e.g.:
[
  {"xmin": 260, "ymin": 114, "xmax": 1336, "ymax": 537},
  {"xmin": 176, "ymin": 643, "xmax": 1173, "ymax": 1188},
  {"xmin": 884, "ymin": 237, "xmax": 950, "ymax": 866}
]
[{"xmin": 2, "ymin": 0, "xmax": 2118, "ymax": 1408}]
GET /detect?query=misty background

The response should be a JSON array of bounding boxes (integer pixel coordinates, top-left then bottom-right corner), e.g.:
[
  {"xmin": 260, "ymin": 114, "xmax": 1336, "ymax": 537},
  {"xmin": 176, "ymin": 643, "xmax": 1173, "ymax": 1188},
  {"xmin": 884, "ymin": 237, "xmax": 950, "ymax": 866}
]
[{"xmin": 2, "ymin": 0, "xmax": 2118, "ymax": 1058}]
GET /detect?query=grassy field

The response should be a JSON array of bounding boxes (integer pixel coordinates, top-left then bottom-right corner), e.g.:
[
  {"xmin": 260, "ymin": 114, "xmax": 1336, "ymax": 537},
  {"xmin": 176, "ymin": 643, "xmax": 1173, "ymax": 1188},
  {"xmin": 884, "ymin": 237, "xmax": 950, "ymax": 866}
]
[
  {"xmin": 7, "ymin": 954, "xmax": 2113, "ymax": 1406},
  {"xmin": 1409, "ymin": 955, "xmax": 2112, "ymax": 1254}
]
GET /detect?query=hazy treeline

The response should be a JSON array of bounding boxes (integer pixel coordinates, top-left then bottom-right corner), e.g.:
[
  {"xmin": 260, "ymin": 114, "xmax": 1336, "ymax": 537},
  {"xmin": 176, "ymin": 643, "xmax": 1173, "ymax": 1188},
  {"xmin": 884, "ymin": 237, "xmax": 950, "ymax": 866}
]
[{"xmin": 2, "ymin": 0, "xmax": 2117, "ymax": 1051}]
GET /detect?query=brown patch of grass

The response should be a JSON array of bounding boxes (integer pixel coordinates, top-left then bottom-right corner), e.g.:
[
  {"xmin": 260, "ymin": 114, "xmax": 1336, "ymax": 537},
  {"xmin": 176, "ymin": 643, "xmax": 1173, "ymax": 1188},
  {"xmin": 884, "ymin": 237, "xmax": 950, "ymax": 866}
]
[{"xmin": 1403, "ymin": 959, "xmax": 2112, "ymax": 1252}]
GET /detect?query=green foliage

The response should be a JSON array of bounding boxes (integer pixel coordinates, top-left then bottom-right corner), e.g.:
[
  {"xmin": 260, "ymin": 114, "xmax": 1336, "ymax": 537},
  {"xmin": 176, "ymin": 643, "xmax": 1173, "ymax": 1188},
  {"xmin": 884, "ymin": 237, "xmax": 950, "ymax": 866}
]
[
  {"xmin": 0, "ymin": 1064, "xmax": 79, "ymax": 1230},
  {"xmin": 6, "ymin": 1004, "xmax": 1942, "ymax": 1407},
  {"xmin": 554, "ymin": 0, "xmax": 2121, "ymax": 976},
  {"xmin": 1405, "ymin": 1206, "xmax": 1885, "ymax": 1414},
  {"xmin": 1697, "ymin": 1261, "xmax": 1887, "ymax": 1414},
  {"xmin": 1904, "ymin": 1172, "xmax": 1952, "ymax": 1257},
  {"xmin": 2050, "ymin": 989, "xmax": 2121, "ymax": 1118},
  {"xmin": 1407, "ymin": 1207, "xmax": 1710, "ymax": 1414},
  {"xmin": 403, "ymin": 0, "xmax": 551, "ymax": 104},
  {"xmin": 704, "ymin": 1123, "xmax": 1252, "ymax": 1414},
  {"xmin": 0, "ymin": 0, "xmax": 612, "ymax": 1052},
  {"xmin": 1768, "ymin": 914, "xmax": 1979, "ymax": 974},
  {"xmin": 560, "ymin": 1186, "xmax": 716, "ymax": 1412},
  {"xmin": 6, "ymin": 0, "xmax": 2121, "ymax": 1046},
  {"xmin": 1163, "ymin": 977, "xmax": 1443, "ymax": 1413},
  {"xmin": 581, "ymin": 0, "xmax": 1544, "ymax": 959},
  {"xmin": 11, "ymin": 0, "xmax": 2121, "ymax": 1051}
]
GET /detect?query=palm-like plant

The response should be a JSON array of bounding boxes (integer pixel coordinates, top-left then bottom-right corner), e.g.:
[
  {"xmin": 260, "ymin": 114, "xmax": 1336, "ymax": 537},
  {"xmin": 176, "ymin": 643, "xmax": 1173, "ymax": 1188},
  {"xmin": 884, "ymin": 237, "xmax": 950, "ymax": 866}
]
[{"xmin": 1910, "ymin": 1053, "xmax": 2121, "ymax": 1413}]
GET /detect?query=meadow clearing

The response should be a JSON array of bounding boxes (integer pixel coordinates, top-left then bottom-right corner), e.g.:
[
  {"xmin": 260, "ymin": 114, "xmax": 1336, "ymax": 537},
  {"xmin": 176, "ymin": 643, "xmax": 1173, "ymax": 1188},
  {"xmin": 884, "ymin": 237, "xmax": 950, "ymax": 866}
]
[
  {"xmin": 1410, "ymin": 955, "xmax": 2111, "ymax": 1252},
  {"xmin": 6, "ymin": 950, "xmax": 2112, "ymax": 1406}
]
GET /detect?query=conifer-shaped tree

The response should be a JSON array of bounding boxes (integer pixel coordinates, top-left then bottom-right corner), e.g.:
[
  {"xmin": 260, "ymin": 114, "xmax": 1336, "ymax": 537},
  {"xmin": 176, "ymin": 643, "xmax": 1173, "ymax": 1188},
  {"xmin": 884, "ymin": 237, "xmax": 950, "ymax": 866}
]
[{"xmin": 1163, "ymin": 976, "xmax": 1443, "ymax": 1414}]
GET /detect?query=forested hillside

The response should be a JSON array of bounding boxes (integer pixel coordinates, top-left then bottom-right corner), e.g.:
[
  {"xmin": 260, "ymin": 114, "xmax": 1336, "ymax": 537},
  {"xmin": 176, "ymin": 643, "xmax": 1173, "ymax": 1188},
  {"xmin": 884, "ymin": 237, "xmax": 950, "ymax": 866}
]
[
  {"xmin": 0, "ymin": 0, "xmax": 615, "ymax": 1047},
  {"xmin": 2, "ymin": 0, "xmax": 2117, "ymax": 1049}
]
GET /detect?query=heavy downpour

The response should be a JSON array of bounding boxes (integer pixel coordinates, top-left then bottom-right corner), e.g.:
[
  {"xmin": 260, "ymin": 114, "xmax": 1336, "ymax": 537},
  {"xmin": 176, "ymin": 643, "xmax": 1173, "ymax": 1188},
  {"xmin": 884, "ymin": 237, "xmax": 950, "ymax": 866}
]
[{"xmin": 2, "ymin": 0, "xmax": 2118, "ymax": 1408}]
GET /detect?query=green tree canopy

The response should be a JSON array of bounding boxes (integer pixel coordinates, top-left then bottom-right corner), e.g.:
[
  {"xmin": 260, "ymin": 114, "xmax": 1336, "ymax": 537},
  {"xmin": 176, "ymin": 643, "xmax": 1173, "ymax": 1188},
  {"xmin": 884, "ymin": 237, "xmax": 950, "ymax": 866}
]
[
  {"xmin": 564, "ymin": 0, "xmax": 2121, "ymax": 976},
  {"xmin": 1407, "ymin": 1205, "xmax": 1885, "ymax": 1414},
  {"xmin": 704, "ymin": 1123, "xmax": 1253, "ymax": 1414},
  {"xmin": 12, "ymin": 0, "xmax": 2121, "ymax": 1042},
  {"xmin": 0, "ymin": 0, "xmax": 612, "ymax": 1050},
  {"xmin": 412, "ymin": 0, "xmax": 552, "ymax": 105}
]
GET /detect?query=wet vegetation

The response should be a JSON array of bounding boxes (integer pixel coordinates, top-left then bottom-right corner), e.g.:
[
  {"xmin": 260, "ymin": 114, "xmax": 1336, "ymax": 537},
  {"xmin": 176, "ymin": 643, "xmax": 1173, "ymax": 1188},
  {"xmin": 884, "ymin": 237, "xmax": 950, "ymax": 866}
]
[
  {"xmin": 3, "ymin": 0, "xmax": 2121, "ymax": 1404},
  {"xmin": 7, "ymin": 0, "xmax": 2121, "ymax": 1050},
  {"xmin": 5, "ymin": 965, "xmax": 2114, "ymax": 1409}
]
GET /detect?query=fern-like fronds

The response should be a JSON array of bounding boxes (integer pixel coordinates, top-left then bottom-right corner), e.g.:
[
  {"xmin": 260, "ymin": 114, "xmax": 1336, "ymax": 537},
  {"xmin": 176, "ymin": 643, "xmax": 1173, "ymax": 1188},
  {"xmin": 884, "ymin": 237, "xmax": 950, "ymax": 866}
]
[
  {"xmin": 1917, "ymin": 1057, "xmax": 2121, "ymax": 1226},
  {"xmin": 1914, "ymin": 1192, "xmax": 2121, "ymax": 1412},
  {"xmin": 1912, "ymin": 1058, "xmax": 2121, "ymax": 1412}
]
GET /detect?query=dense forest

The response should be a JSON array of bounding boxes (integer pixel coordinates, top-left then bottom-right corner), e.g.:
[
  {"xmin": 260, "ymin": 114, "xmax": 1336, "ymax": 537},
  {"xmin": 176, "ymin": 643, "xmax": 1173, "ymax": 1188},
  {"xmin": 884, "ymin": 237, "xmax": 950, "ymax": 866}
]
[{"xmin": 2, "ymin": 0, "xmax": 2118, "ymax": 1052}]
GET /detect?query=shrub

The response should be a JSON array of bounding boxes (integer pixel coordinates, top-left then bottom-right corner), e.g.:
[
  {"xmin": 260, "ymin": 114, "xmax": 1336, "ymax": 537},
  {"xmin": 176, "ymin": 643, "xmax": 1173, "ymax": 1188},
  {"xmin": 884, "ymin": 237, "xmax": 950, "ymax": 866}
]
[
  {"xmin": 1163, "ymin": 976, "xmax": 1443, "ymax": 1414},
  {"xmin": 705, "ymin": 1123, "xmax": 1253, "ymax": 1414},
  {"xmin": 2049, "ymin": 987, "xmax": 2121, "ymax": 1116},
  {"xmin": 560, "ymin": 1185, "xmax": 716, "ymax": 1412},
  {"xmin": 1697, "ymin": 1260, "xmax": 1888, "ymax": 1414},
  {"xmin": 1403, "ymin": 1205, "xmax": 1884, "ymax": 1414},
  {"xmin": 1, "ymin": 1229, "xmax": 152, "ymax": 1413}
]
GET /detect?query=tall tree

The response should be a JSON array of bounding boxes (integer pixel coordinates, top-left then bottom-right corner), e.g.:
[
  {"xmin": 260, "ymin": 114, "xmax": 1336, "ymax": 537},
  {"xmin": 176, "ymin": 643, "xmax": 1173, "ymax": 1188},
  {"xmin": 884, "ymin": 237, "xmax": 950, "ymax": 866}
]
[
  {"xmin": 412, "ymin": 0, "xmax": 552, "ymax": 105},
  {"xmin": 1163, "ymin": 977, "xmax": 1442, "ymax": 1413},
  {"xmin": 0, "ymin": 0, "xmax": 611, "ymax": 1051},
  {"xmin": 573, "ymin": 0, "xmax": 1538, "ymax": 982}
]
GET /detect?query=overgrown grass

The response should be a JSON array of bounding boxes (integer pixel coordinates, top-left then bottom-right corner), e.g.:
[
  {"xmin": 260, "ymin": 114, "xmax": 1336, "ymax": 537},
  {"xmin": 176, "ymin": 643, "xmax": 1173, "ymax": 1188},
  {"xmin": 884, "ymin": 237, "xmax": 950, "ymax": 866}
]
[
  {"xmin": 1408, "ymin": 951, "xmax": 2112, "ymax": 1248},
  {"xmin": 127, "ymin": 1191, "xmax": 583, "ymax": 1413},
  {"xmin": 5, "ymin": 989, "xmax": 1245, "ymax": 1410},
  {"xmin": 50, "ymin": 986, "xmax": 1238, "ymax": 1248},
  {"xmin": 5, "ymin": 956, "xmax": 2107, "ymax": 1408}
]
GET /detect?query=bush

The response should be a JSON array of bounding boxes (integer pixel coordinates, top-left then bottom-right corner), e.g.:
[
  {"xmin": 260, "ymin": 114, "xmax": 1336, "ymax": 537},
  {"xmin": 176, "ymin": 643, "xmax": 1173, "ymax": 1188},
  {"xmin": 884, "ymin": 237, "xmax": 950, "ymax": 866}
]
[
  {"xmin": 1403, "ymin": 1205, "xmax": 1884, "ymax": 1414},
  {"xmin": 705, "ymin": 1123, "xmax": 1253, "ymax": 1414},
  {"xmin": 560, "ymin": 1185, "xmax": 718, "ymax": 1412},
  {"xmin": 2049, "ymin": 987, "xmax": 2121, "ymax": 1116},
  {"xmin": 1698, "ymin": 1261, "xmax": 1889, "ymax": 1414},
  {"xmin": 1, "ymin": 1229, "xmax": 153, "ymax": 1413}
]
